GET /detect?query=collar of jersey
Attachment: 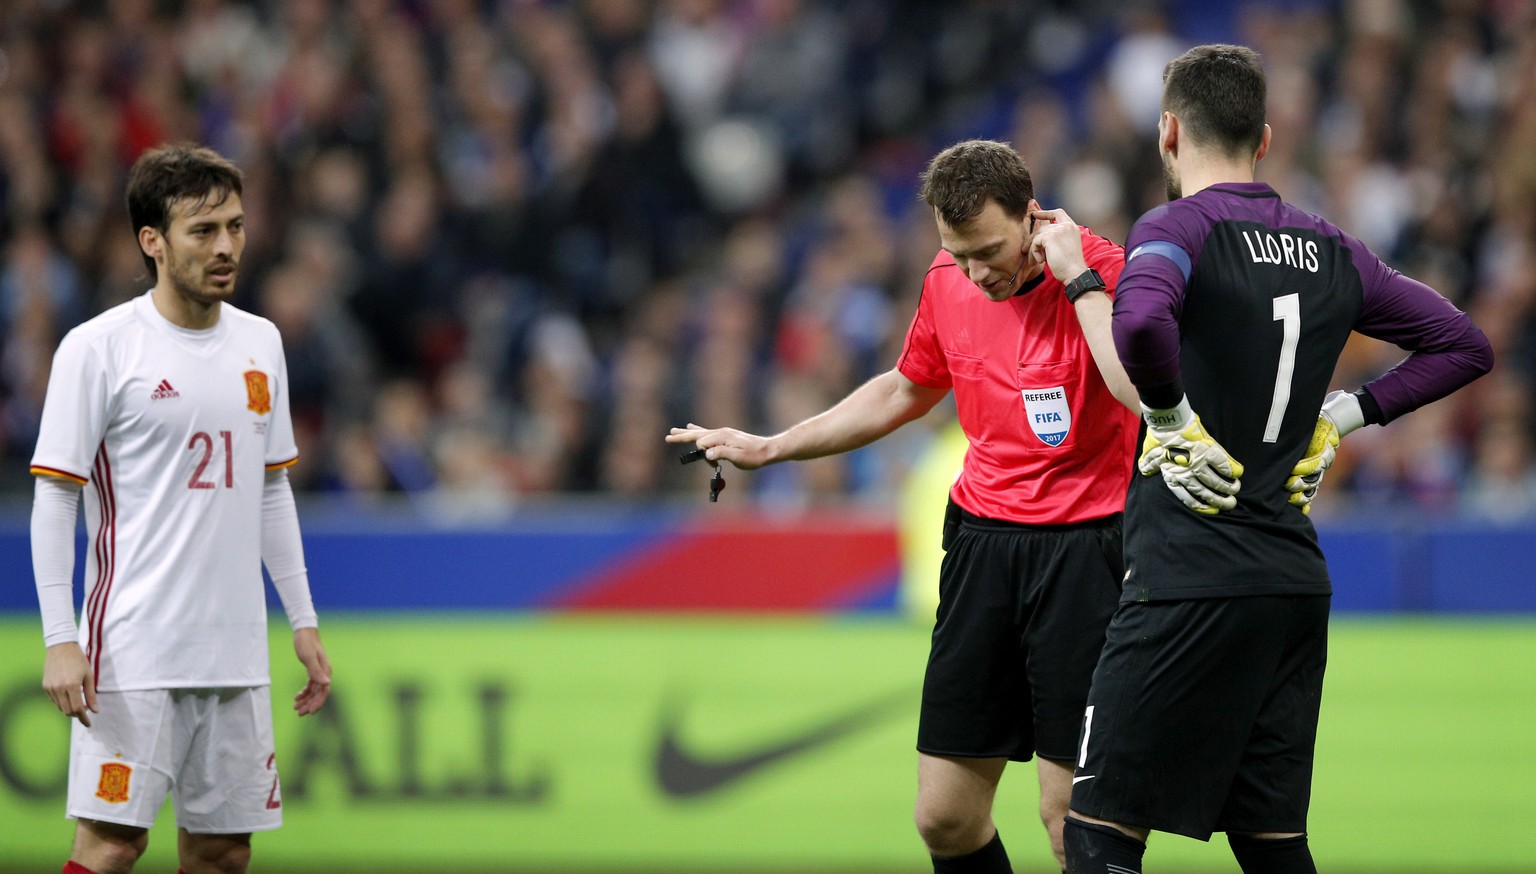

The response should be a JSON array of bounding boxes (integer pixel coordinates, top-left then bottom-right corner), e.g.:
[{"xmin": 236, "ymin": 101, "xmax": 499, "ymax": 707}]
[
  {"xmin": 1011, "ymin": 269, "xmax": 1049, "ymax": 298},
  {"xmin": 1204, "ymin": 181, "xmax": 1278, "ymax": 199},
  {"xmin": 135, "ymin": 291, "xmax": 230, "ymax": 350}
]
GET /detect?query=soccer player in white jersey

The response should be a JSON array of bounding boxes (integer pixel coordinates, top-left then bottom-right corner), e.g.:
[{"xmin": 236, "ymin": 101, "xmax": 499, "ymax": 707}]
[{"xmin": 29, "ymin": 143, "xmax": 332, "ymax": 874}]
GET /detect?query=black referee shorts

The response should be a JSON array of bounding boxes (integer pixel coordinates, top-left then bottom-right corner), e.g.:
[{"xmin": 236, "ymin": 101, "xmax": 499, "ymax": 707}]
[
  {"xmin": 1070, "ymin": 594, "xmax": 1330, "ymax": 840},
  {"xmin": 917, "ymin": 505, "xmax": 1123, "ymax": 763}
]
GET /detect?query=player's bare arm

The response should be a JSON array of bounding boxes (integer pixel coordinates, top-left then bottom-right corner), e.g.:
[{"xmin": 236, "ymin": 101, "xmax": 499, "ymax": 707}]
[
  {"xmin": 1029, "ymin": 207, "xmax": 1140, "ymax": 411},
  {"xmin": 666, "ymin": 369, "xmax": 948, "ymax": 470},
  {"xmin": 291, "ymin": 627, "xmax": 331, "ymax": 716},
  {"xmin": 42, "ymin": 642, "xmax": 97, "ymax": 727}
]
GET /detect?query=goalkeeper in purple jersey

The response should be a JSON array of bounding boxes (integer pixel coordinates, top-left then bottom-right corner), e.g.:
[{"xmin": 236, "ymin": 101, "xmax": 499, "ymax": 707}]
[{"xmin": 1061, "ymin": 44, "xmax": 1493, "ymax": 874}]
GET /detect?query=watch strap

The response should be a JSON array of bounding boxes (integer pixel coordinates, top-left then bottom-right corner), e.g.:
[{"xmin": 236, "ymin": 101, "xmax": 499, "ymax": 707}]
[{"xmin": 1064, "ymin": 268, "xmax": 1107, "ymax": 304}]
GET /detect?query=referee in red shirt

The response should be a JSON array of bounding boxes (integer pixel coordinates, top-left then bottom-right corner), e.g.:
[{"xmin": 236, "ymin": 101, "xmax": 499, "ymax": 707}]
[{"xmin": 668, "ymin": 139, "xmax": 1140, "ymax": 874}]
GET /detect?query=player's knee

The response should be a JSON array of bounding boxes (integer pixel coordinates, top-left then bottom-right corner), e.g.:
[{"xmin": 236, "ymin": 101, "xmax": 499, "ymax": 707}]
[
  {"xmin": 912, "ymin": 802, "xmax": 955, "ymax": 848},
  {"xmin": 914, "ymin": 801, "xmax": 985, "ymax": 855},
  {"xmin": 79, "ymin": 841, "xmax": 146, "ymax": 874},
  {"xmin": 183, "ymin": 837, "xmax": 252, "ymax": 874},
  {"xmin": 216, "ymin": 844, "xmax": 252, "ymax": 874},
  {"xmin": 75, "ymin": 820, "xmax": 149, "ymax": 874}
]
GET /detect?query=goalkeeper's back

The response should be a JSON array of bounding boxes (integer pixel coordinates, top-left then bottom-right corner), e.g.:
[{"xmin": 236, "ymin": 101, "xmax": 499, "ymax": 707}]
[{"xmin": 1110, "ymin": 183, "xmax": 1492, "ymax": 602}]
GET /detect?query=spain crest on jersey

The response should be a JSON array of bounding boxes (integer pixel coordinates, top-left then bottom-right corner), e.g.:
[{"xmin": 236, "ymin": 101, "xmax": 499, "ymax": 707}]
[
  {"xmin": 1021, "ymin": 385, "xmax": 1071, "ymax": 447},
  {"xmin": 244, "ymin": 370, "xmax": 271, "ymax": 415},
  {"xmin": 96, "ymin": 762, "xmax": 132, "ymax": 803}
]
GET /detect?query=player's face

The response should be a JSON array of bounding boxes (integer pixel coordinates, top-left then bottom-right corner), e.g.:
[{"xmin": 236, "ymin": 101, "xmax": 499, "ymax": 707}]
[
  {"xmin": 935, "ymin": 199, "xmax": 1043, "ymax": 302},
  {"xmin": 156, "ymin": 191, "xmax": 245, "ymax": 305}
]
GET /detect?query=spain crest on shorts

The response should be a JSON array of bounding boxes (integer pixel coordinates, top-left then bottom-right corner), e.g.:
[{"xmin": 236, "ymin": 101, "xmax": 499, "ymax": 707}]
[
  {"xmin": 1021, "ymin": 385, "xmax": 1071, "ymax": 447},
  {"xmin": 243, "ymin": 370, "xmax": 271, "ymax": 415},
  {"xmin": 96, "ymin": 762, "xmax": 131, "ymax": 803}
]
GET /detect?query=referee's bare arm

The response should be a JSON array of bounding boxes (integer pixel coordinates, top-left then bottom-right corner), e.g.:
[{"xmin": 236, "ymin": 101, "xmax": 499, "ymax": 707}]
[{"xmin": 666, "ymin": 370, "xmax": 949, "ymax": 470}]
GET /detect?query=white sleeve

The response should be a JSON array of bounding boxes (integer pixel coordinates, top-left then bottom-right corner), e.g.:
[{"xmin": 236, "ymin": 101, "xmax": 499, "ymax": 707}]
[
  {"xmin": 31, "ymin": 476, "xmax": 82, "ymax": 647},
  {"xmin": 264, "ymin": 328, "xmax": 300, "ymax": 467},
  {"xmin": 262, "ymin": 467, "xmax": 318, "ymax": 630},
  {"xmin": 31, "ymin": 331, "xmax": 111, "ymax": 481}
]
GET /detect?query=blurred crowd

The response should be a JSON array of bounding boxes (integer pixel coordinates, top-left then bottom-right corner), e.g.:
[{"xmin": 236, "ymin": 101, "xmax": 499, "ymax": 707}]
[{"xmin": 0, "ymin": 0, "xmax": 1533, "ymax": 522}]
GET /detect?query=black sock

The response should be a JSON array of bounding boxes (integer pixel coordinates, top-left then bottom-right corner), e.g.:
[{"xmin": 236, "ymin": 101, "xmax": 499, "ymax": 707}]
[
  {"xmin": 931, "ymin": 829, "xmax": 1011, "ymax": 873},
  {"xmin": 1062, "ymin": 817, "xmax": 1145, "ymax": 874},
  {"xmin": 1227, "ymin": 833, "xmax": 1316, "ymax": 874}
]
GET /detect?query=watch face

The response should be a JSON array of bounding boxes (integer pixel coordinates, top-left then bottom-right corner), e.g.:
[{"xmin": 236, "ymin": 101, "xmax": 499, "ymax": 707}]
[{"xmin": 1066, "ymin": 270, "xmax": 1105, "ymax": 302}]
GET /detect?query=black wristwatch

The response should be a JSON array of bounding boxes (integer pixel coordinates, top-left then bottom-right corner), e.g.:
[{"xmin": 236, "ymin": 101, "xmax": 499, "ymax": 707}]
[{"xmin": 1063, "ymin": 268, "xmax": 1107, "ymax": 304}]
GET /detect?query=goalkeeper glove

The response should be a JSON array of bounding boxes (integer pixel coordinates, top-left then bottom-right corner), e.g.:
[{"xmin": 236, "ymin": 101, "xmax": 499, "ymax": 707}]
[
  {"xmin": 1286, "ymin": 390, "xmax": 1364, "ymax": 513},
  {"xmin": 1138, "ymin": 397, "xmax": 1245, "ymax": 515}
]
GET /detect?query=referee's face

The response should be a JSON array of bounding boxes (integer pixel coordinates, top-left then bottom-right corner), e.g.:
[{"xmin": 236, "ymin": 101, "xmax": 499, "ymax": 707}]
[{"xmin": 936, "ymin": 199, "xmax": 1042, "ymax": 302}]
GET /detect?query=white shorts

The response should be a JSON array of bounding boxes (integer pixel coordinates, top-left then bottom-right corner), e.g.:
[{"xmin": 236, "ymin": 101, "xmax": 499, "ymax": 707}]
[{"xmin": 67, "ymin": 687, "xmax": 283, "ymax": 834}]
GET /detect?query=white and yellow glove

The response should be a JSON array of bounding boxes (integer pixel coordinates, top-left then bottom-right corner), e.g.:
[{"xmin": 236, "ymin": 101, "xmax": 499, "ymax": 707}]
[
  {"xmin": 1139, "ymin": 397, "xmax": 1244, "ymax": 515},
  {"xmin": 1286, "ymin": 390, "xmax": 1364, "ymax": 514}
]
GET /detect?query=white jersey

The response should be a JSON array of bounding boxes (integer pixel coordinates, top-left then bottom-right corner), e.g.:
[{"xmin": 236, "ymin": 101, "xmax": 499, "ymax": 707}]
[{"xmin": 30, "ymin": 292, "xmax": 299, "ymax": 692}]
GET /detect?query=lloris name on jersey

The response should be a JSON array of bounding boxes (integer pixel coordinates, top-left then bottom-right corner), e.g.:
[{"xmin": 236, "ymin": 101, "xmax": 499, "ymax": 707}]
[{"xmin": 1242, "ymin": 230, "xmax": 1319, "ymax": 273}]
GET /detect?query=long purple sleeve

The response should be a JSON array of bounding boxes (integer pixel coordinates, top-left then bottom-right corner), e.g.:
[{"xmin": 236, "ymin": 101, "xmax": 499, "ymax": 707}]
[
  {"xmin": 1113, "ymin": 240, "xmax": 1189, "ymax": 400},
  {"xmin": 1351, "ymin": 259, "xmax": 1493, "ymax": 423}
]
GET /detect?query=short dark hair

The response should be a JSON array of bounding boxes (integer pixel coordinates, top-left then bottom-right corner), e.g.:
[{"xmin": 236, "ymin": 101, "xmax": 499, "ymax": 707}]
[
  {"xmin": 920, "ymin": 139, "xmax": 1034, "ymax": 228},
  {"xmin": 1162, "ymin": 44, "xmax": 1267, "ymax": 159},
  {"xmin": 125, "ymin": 143, "xmax": 243, "ymax": 278}
]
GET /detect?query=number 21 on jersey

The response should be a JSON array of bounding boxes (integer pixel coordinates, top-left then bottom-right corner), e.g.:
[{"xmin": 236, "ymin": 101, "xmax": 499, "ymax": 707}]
[{"xmin": 188, "ymin": 430, "xmax": 234, "ymax": 489}]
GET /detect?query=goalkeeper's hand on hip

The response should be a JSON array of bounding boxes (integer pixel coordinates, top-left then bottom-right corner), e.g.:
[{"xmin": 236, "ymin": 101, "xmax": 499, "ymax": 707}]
[
  {"xmin": 1286, "ymin": 390, "xmax": 1364, "ymax": 514},
  {"xmin": 1139, "ymin": 397, "xmax": 1244, "ymax": 515}
]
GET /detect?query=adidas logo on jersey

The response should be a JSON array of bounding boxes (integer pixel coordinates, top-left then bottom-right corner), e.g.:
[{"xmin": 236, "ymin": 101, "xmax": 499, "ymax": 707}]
[{"xmin": 149, "ymin": 379, "xmax": 180, "ymax": 400}]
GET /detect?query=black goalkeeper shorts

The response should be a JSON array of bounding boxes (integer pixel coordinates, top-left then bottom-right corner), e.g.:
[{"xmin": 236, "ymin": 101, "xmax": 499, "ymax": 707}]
[
  {"xmin": 1070, "ymin": 595, "xmax": 1330, "ymax": 840},
  {"xmin": 917, "ymin": 505, "xmax": 1123, "ymax": 763}
]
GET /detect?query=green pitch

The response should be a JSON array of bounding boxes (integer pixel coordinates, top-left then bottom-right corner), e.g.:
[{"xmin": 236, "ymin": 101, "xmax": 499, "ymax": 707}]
[{"xmin": 0, "ymin": 615, "xmax": 1530, "ymax": 873}]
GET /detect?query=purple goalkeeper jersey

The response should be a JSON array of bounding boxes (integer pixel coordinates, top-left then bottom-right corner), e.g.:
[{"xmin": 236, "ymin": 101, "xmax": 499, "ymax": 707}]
[{"xmin": 1110, "ymin": 182, "xmax": 1492, "ymax": 601}]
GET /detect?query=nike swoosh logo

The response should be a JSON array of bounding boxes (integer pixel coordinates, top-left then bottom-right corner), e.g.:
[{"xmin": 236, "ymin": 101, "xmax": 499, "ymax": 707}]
[
  {"xmin": 654, "ymin": 688, "xmax": 912, "ymax": 799},
  {"xmin": 1073, "ymin": 774, "xmax": 1096, "ymax": 784}
]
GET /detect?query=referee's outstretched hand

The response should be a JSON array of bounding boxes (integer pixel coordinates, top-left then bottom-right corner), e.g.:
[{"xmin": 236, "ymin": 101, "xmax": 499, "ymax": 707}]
[{"xmin": 666, "ymin": 423, "xmax": 774, "ymax": 471}]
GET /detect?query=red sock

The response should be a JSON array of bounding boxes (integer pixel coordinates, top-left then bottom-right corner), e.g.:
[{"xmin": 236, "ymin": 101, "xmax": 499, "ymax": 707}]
[{"xmin": 63, "ymin": 862, "xmax": 98, "ymax": 874}]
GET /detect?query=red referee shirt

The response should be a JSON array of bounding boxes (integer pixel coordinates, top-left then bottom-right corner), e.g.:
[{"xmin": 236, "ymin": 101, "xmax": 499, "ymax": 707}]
[{"xmin": 897, "ymin": 227, "xmax": 1138, "ymax": 525}]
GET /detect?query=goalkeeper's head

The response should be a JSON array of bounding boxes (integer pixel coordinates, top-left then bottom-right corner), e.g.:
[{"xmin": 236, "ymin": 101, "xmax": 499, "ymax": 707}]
[{"xmin": 1157, "ymin": 44, "xmax": 1269, "ymax": 200}]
